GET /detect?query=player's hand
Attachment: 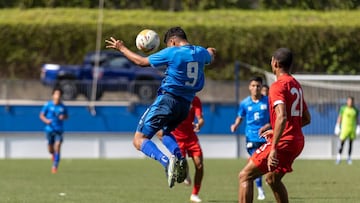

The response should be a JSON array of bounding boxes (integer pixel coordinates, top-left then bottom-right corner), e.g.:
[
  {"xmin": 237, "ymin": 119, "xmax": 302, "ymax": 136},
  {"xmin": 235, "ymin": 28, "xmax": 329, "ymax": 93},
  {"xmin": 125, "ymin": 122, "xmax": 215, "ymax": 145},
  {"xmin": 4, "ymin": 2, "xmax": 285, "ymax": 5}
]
[
  {"xmin": 260, "ymin": 129, "xmax": 273, "ymax": 140},
  {"xmin": 207, "ymin": 47, "xmax": 216, "ymax": 61},
  {"xmin": 230, "ymin": 124, "xmax": 237, "ymax": 133},
  {"xmin": 193, "ymin": 122, "xmax": 201, "ymax": 132},
  {"xmin": 58, "ymin": 114, "xmax": 65, "ymax": 120},
  {"xmin": 45, "ymin": 119, "xmax": 52, "ymax": 125},
  {"xmin": 105, "ymin": 37, "xmax": 125, "ymax": 51},
  {"xmin": 267, "ymin": 148, "xmax": 278, "ymax": 171}
]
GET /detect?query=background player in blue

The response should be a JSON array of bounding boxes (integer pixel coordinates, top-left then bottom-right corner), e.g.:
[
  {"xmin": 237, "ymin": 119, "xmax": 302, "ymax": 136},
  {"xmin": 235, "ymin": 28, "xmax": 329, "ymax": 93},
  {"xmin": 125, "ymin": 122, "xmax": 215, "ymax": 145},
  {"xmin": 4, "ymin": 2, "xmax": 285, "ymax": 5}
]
[
  {"xmin": 230, "ymin": 76, "xmax": 270, "ymax": 200},
  {"xmin": 39, "ymin": 88, "xmax": 68, "ymax": 174},
  {"xmin": 105, "ymin": 27, "xmax": 216, "ymax": 188}
]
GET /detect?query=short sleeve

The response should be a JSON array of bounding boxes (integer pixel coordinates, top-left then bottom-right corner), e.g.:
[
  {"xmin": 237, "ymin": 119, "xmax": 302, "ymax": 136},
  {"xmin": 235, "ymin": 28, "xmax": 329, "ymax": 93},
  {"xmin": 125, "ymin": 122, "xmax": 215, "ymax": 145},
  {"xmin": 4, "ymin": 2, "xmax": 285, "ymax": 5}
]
[
  {"xmin": 148, "ymin": 47, "xmax": 172, "ymax": 68},
  {"xmin": 238, "ymin": 101, "xmax": 246, "ymax": 118},
  {"xmin": 40, "ymin": 102, "xmax": 49, "ymax": 114},
  {"xmin": 269, "ymin": 82, "xmax": 286, "ymax": 107}
]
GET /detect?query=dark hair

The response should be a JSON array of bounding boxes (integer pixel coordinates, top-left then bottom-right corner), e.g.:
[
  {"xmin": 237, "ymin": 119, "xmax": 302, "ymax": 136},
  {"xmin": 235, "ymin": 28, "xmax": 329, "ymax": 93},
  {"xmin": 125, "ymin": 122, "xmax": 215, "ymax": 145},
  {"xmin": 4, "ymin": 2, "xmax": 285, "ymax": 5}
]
[
  {"xmin": 163, "ymin": 26, "xmax": 187, "ymax": 43},
  {"xmin": 272, "ymin": 48, "xmax": 293, "ymax": 70},
  {"xmin": 262, "ymin": 84, "xmax": 269, "ymax": 89},
  {"xmin": 52, "ymin": 87, "xmax": 63, "ymax": 96},
  {"xmin": 249, "ymin": 76, "xmax": 263, "ymax": 84}
]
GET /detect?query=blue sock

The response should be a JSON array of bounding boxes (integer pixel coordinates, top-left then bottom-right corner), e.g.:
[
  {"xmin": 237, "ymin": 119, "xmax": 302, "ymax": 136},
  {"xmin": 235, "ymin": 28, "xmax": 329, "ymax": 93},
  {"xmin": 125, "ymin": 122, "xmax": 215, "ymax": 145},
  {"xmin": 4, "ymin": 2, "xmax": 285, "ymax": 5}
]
[
  {"xmin": 53, "ymin": 152, "xmax": 60, "ymax": 168},
  {"xmin": 141, "ymin": 139, "xmax": 168, "ymax": 168},
  {"xmin": 162, "ymin": 134, "xmax": 182, "ymax": 159},
  {"xmin": 255, "ymin": 176, "xmax": 262, "ymax": 188}
]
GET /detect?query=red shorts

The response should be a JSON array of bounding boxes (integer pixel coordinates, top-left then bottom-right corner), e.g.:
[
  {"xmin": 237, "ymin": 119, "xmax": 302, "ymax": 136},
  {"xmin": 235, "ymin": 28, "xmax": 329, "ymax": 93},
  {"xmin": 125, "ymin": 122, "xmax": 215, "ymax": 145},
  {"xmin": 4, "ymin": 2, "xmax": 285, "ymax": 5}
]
[
  {"xmin": 250, "ymin": 139, "xmax": 304, "ymax": 174},
  {"xmin": 176, "ymin": 138, "xmax": 203, "ymax": 158}
]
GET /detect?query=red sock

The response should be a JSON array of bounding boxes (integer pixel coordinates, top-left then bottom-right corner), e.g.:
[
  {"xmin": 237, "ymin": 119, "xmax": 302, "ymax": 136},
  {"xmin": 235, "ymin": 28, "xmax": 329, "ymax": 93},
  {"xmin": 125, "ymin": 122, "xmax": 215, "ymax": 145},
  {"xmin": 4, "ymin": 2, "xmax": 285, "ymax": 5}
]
[{"xmin": 192, "ymin": 184, "xmax": 201, "ymax": 195}]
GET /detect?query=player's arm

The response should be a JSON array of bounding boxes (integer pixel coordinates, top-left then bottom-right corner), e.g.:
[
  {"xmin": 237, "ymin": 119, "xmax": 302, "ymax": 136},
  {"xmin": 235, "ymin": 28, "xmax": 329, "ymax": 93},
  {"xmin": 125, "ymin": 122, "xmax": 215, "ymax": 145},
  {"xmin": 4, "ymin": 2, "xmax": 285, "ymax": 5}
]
[
  {"xmin": 268, "ymin": 103, "xmax": 286, "ymax": 171},
  {"xmin": 39, "ymin": 112, "xmax": 51, "ymax": 124},
  {"xmin": 194, "ymin": 114, "xmax": 204, "ymax": 133},
  {"xmin": 301, "ymin": 109, "xmax": 311, "ymax": 127},
  {"xmin": 259, "ymin": 122, "xmax": 271, "ymax": 135},
  {"xmin": 59, "ymin": 107, "xmax": 69, "ymax": 120},
  {"xmin": 193, "ymin": 97, "xmax": 204, "ymax": 132},
  {"xmin": 272, "ymin": 103, "xmax": 287, "ymax": 149},
  {"xmin": 207, "ymin": 47, "xmax": 216, "ymax": 63},
  {"xmin": 105, "ymin": 37, "xmax": 150, "ymax": 67},
  {"xmin": 231, "ymin": 116, "xmax": 243, "ymax": 133}
]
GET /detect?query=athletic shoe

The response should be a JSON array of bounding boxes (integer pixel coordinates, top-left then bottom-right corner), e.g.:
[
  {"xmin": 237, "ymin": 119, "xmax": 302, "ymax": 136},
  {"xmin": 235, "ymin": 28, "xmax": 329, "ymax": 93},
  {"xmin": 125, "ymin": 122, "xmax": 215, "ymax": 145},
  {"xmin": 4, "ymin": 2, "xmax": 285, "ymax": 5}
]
[
  {"xmin": 336, "ymin": 154, "xmax": 341, "ymax": 165},
  {"xmin": 190, "ymin": 194, "xmax": 202, "ymax": 203},
  {"xmin": 184, "ymin": 172, "xmax": 192, "ymax": 186},
  {"xmin": 167, "ymin": 155, "xmax": 177, "ymax": 188},
  {"xmin": 347, "ymin": 158, "xmax": 352, "ymax": 165},
  {"xmin": 51, "ymin": 166, "xmax": 57, "ymax": 174},
  {"xmin": 176, "ymin": 157, "xmax": 188, "ymax": 183},
  {"xmin": 257, "ymin": 187, "xmax": 265, "ymax": 200}
]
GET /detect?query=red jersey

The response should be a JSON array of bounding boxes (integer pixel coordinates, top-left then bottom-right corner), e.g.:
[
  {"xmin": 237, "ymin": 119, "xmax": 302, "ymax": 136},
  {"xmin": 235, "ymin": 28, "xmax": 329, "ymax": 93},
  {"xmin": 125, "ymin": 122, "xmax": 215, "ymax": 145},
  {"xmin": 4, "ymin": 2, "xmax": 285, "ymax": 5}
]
[
  {"xmin": 269, "ymin": 74, "xmax": 308, "ymax": 142},
  {"xmin": 172, "ymin": 96, "xmax": 202, "ymax": 142}
]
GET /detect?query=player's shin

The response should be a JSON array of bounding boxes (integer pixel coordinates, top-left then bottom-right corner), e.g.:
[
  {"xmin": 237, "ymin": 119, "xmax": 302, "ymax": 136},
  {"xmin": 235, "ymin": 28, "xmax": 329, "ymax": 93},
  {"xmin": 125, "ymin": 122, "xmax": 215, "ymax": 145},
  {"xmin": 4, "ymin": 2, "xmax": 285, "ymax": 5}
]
[
  {"xmin": 140, "ymin": 139, "xmax": 168, "ymax": 168},
  {"xmin": 162, "ymin": 134, "xmax": 182, "ymax": 159}
]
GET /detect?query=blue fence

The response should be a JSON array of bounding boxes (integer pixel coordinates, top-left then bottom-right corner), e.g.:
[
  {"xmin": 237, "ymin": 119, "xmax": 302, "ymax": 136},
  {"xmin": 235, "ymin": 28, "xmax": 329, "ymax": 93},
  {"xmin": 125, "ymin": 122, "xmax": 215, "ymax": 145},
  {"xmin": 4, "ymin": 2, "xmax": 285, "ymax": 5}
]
[{"xmin": 0, "ymin": 103, "xmax": 337, "ymax": 135}]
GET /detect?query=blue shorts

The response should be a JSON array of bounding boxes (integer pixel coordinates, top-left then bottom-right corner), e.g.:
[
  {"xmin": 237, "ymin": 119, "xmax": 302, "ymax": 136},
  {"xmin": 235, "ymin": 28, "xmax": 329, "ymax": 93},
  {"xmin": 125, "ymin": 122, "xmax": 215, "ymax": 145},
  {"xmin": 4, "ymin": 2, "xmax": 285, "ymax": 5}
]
[
  {"xmin": 45, "ymin": 131, "xmax": 63, "ymax": 145},
  {"xmin": 136, "ymin": 93, "xmax": 191, "ymax": 138},
  {"xmin": 246, "ymin": 141, "xmax": 266, "ymax": 155}
]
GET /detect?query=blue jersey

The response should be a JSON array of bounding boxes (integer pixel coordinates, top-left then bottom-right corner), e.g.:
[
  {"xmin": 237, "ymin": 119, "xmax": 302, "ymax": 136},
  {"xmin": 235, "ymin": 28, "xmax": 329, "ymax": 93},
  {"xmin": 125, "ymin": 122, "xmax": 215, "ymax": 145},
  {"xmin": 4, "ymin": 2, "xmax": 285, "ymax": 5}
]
[
  {"xmin": 238, "ymin": 96, "xmax": 270, "ymax": 143},
  {"xmin": 149, "ymin": 45, "xmax": 211, "ymax": 101},
  {"xmin": 40, "ymin": 101, "xmax": 68, "ymax": 132}
]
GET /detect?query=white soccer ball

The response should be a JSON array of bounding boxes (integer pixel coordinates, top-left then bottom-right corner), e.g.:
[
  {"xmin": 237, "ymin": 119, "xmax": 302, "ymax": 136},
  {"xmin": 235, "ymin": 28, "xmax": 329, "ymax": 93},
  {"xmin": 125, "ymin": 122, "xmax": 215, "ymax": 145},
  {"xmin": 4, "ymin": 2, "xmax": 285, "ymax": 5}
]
[{"xmin": 135, "ymin": 29, "xmax": 160, "ymax": 53}]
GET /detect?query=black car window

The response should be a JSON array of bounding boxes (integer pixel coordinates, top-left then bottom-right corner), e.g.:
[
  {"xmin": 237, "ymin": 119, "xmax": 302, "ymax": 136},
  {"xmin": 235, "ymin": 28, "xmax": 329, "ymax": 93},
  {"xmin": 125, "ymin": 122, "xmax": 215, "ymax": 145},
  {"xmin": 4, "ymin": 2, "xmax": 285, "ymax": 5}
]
[{"xmin": 107, "ymin": 57, "xmax": 131, "ymax": 69}]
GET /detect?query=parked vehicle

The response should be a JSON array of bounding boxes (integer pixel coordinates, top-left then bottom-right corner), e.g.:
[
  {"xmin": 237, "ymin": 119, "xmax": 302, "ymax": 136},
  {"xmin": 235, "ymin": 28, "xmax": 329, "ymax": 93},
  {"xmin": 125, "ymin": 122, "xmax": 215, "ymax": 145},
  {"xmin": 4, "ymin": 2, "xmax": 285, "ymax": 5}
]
[{"xmin": 40, "ymin": 50, "xmax": 164, "ymax": 101}]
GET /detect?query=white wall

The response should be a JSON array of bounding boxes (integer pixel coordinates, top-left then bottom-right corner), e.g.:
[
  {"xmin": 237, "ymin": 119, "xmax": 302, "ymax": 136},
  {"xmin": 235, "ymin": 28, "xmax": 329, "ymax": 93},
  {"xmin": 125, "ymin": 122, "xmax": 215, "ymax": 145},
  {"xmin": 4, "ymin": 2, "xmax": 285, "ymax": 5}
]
[{"xmin": 0, "ymin": 133, "xmax": 359, "ymax": 159}]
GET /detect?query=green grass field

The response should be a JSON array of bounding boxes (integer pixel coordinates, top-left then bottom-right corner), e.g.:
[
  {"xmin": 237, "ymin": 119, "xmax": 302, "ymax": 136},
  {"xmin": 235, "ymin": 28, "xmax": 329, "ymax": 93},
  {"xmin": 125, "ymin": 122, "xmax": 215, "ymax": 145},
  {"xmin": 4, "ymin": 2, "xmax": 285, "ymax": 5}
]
[{"xmin": 0, "ymin": 159, "xmax": 358, "ymax": 203}]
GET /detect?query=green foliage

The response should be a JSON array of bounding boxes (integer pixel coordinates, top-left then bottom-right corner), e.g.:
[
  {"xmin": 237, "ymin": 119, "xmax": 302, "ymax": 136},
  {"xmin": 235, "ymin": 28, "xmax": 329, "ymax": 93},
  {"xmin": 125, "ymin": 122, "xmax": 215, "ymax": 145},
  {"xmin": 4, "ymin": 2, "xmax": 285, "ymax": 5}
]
[{"xmin": 0, "ymin": 9, "xmax": 360, "ymax": 79}]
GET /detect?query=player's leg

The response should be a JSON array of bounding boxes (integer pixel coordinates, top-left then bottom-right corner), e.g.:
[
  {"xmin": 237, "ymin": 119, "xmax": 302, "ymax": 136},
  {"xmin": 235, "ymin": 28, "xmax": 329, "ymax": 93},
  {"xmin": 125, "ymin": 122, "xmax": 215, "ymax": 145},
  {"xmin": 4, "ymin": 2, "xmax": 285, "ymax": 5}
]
[
  {"xmin": 51, "ymin": 132, "xmax": 63, "ymax": 173},
  {"xmin": 133, "ymin": 132, "xmax": 168, "ymax": 168},
  {"xmin": 265, "ymin": 172, "xmax": 288, "ymax": 203},
  {"xmin": 336, "ymin": 137, "xmax": 346, "ymax": 164},
  {"xmin": 248, "ymin": 144, "xmax": 265, "ymax": 200},
  {"xmin": 186, "ymin": 140, "xmax": 203, "ymax": 202},
  {"xmin": 238, "ymin": 159, "xmax": 263, "ymax": 203},
  {"xmin": 133, "ymin": 97, "xmax": 171, "ymax": 169},
  {"xmin": 348, "ymin": 138, "xmax": 353, "ymax": 164},
  {"xmin": 190, "ymin": 155, "xmax": 203, "ymax": 203},
  {"xmin": 46, "ymin": 132, "xmax": 55, "ymax": 161},
  {"xmin": 161, "ymin": 95, "xmax": 191, "ymax": 184}
]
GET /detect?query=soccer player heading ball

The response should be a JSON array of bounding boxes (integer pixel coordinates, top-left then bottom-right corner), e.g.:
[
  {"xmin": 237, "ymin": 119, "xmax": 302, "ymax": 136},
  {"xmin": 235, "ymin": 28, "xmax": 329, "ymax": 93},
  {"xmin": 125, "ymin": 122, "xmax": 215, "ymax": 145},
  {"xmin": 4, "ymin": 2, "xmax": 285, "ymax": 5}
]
[{"xmin": 105, "ymin": 27, "xmax": 216, "ymax": 188}]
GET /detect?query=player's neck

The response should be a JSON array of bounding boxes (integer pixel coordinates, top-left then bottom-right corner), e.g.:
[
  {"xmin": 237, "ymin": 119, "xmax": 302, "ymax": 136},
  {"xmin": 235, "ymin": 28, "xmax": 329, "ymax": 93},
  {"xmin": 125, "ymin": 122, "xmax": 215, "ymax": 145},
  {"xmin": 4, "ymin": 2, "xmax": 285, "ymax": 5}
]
[
  {"xmin": 276, "ymin": 71, "xmax": 289, "ymax": 78},
  {"xmin": 251, "ymin": 94, "xmax": 261, "ymax": 101}
]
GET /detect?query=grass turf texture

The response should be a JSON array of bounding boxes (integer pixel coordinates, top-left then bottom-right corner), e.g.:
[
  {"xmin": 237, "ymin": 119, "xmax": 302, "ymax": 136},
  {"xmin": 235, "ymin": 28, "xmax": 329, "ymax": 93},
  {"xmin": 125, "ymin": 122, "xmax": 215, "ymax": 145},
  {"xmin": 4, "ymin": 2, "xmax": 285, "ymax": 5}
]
[{"xmin": 0, "ymin": 159, "xmax": 358, "ymax": 203}]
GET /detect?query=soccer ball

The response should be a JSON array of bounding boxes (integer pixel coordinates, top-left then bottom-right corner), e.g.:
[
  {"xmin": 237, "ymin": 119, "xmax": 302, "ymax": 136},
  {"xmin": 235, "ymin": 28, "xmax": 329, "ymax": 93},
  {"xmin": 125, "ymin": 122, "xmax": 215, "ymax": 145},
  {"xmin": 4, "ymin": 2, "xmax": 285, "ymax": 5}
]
[{"xmin": 135, "ymin": 29, "xmax": 160, "ymax": 53}]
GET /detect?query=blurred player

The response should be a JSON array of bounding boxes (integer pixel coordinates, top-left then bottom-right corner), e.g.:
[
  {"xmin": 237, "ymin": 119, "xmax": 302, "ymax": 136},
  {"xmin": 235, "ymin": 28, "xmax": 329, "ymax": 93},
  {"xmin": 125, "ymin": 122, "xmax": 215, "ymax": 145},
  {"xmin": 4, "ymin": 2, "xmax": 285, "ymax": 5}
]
[
  {"xmin": 39, "ymin": 88, "xmax": 68, "ymax": 174},
  {"xmin": 261, "ymin": 84, "xmax": 269, "ymax": 96},
  {"xmin": 238, "ymin": 48, "xmax": 311, "ymax": 203},
  {"xmin": 231, "ymin": 76, "xmax": 270, "ymax": 200},
  {"xmin": 172, "ymin": 96, "xmax": 204, "ymax": 203},
  {"xmin": 334, "ymin": 96, "xmax": 359, "ymax": 165},
  {"xmin": 105, "ymin": 27, "xmax": 216, "ymax": 188}
]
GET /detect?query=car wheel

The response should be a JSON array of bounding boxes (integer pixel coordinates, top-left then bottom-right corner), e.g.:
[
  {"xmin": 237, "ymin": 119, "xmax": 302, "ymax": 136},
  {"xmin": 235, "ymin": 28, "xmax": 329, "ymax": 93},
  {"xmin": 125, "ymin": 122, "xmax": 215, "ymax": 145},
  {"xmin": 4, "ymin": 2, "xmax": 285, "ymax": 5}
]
[
  {"xmin": 135, "ymin": 82, "xmax": 158, "ymax": 102},
  {"xmin": 58, "ymin": 80, "xmax": 78, "ymax": 100}
]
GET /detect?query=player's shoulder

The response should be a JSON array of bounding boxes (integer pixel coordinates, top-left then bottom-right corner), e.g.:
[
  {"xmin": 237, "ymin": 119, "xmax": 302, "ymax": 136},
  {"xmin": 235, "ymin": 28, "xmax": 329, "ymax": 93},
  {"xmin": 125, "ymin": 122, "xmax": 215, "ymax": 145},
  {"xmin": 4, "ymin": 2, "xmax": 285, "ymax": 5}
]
[{"xmin": 240, "ymin": 96, "xmax": 252, "ymax": 106}]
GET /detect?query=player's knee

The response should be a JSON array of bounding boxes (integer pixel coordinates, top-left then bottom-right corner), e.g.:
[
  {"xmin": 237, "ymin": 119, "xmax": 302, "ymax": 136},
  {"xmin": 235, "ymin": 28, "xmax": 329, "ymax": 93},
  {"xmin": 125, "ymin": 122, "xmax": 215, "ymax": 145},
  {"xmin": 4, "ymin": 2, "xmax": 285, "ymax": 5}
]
[
  {"xmin": 132, "ymin": 138, "xmax": 142, "ymax": 150},
  {"xmin": 265, "ymin": 173, "xmax": 280, "ymax": 187},
  {"xmin": 238, "ymin": 169, "xmax": 249, "ymax": 182}
]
